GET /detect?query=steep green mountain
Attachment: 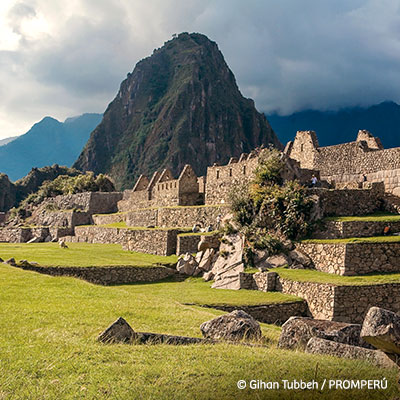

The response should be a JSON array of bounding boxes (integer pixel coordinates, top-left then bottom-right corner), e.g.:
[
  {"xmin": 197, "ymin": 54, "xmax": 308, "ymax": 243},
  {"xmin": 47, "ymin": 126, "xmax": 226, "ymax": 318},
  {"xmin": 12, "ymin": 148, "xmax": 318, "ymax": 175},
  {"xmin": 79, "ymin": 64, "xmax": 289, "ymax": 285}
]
[
  {"xmin": 74, "ymin": 32, "xmax": 281, "ymax": 189},
  {"xmin": 268, "ymin": 101, "xmax": 400, "ymax": 148},
  {"xmin": 0, "ymin": 113, "xmax": 102, "ymax": 181}
]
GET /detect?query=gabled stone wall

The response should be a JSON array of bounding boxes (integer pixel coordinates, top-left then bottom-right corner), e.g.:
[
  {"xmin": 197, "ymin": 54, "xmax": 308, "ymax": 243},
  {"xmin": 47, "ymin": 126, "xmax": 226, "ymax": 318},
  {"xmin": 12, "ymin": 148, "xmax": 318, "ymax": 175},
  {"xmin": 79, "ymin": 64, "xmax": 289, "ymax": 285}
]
[{"xmin": 287, "ymin": 130, "xmax": 400, "ymax": 193}]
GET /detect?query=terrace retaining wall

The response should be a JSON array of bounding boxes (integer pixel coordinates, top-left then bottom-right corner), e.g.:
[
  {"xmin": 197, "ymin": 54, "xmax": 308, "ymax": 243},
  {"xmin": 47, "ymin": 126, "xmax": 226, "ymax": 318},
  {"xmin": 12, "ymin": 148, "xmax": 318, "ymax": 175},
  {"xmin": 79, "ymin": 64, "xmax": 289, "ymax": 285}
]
[
  {"xmin": 200, "ymin": 301, "xmax": 308, "ymax": 325},
  {"xmin": 12, "ymin": 264, "xmax": 176, "ymax": 285},
  {"xmin": 276, "ymin": 277, "xmax": 400, "ymax": 324},
  {"xmin": 71, "ymin": 226, "xmax": 179, "ymax": 256},
  {"xmin": 297, "ymin": 241, "xmax": 400, "ymax": 275},
  {"xmin": 313, "ymin": 220, "xmax": 400, "ymax": 239}
]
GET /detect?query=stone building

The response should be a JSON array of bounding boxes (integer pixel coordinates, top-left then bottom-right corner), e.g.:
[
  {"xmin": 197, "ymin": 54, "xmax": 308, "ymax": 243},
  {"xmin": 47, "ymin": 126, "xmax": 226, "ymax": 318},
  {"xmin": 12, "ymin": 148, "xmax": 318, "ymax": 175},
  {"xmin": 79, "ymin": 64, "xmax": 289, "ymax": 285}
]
[{"xmin": 286, "ymin": 129, "xmax": 400, "ymax": 193}]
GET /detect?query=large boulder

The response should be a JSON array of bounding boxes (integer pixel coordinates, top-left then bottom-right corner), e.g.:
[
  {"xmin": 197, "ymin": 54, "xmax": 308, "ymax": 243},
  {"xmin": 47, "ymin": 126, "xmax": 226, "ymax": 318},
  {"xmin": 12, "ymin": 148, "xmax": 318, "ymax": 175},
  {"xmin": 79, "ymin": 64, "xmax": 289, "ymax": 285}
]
[
  {"xmin": 97, "ymin": 317, "xmax": 137, "ymax": 344},
  {"xmin": 289, "ymin": 249, "xmax": 313, "ymax": 268},
  {"xmin": 198, "ymin": 248, "xmax": 215, "ymax": 272},
  {"xmin": 305, "ymin": 337, "xmax": 396, "ymax": 368},
  {"xmin": 176, "ymin": 253, "xmax": 198, "ymax": 275},
  {"xmin": 198, "ymin": 235, "xmax": 220, "ymax": 252},
  {"xmin": 211, "ymin": 233, "xmax": 245, "ymax": 290},
  {"xmin": 200, "ymin": 310, "xmax": 261, "ymax": 341},
  {"xmin": 278, "ymin": 317, "xmax": 370, "ymax": 350},
  {"xmin": 266, "ymin": 253, "xmax": 291, "ymax": 268},
  {"xmin": 361, "ymin": 307, "xmax": 400, "ymax": 358}
]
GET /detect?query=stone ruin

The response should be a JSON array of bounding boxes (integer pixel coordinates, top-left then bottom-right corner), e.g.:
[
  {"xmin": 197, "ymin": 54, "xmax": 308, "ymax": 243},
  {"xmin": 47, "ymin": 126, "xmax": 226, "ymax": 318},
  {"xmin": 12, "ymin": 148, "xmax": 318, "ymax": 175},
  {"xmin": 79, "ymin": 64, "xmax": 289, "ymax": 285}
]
[{"xmin": 2, "ymin": 130, "xmax": 400, "ymax": 369}]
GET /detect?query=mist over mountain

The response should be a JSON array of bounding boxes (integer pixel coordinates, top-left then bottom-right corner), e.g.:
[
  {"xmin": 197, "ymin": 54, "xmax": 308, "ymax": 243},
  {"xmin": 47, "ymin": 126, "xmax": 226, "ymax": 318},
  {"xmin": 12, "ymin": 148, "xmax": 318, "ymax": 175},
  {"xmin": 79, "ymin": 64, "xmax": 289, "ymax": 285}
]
[
  {"xmin": 74, "ymin": 32, "xmax": 281, "ymax": 190},
  {"xmin": 0, "ymin": 113, "xmax": 102, "ymax": 181},
  {"xmin": 268, "ymin": 101, "xmax": 400, "ymax": 148}
]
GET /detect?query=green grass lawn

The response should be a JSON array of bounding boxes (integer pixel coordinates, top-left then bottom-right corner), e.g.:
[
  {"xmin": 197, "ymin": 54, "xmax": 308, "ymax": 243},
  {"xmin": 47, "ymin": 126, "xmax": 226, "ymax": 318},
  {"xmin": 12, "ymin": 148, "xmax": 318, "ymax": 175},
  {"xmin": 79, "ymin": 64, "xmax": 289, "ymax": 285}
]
[
  {"xmin": 325, "ymin": 212, "xmax": 400, "ymax": 222},
  {"xmin": 0, "ymin": 264, "xmax": 398, "ymax": 399},
  {"xmin": 0, "ymin": 243, "xmax": 178, "ymax": 267},
  {"xmin": 275, "ymin": 267, "xmax": 400, "ymax": 286},
  {"xmin": 301, "ymin": 235, "xmax": 400, "ymax": 244}
]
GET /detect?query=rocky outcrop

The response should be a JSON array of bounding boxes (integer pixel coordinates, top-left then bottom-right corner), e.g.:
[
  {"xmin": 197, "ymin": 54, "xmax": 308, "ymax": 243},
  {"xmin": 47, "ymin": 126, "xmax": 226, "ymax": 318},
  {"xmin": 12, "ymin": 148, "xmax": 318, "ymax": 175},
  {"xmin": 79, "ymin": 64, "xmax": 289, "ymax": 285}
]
[
  {"xmin": 211, "ymin": 233, "xmax": 244, "ymax": 290},
  {"xmin": 361, "ymin": 306, "xmax": 400, "ymax": 366},
  {"xmin": 278, "ymin": 317, "xmax": 369, "ymax": 350},
  {"xmin": 200, "ymin": 310, "xmax": 261, "ymax": 341},
  {"xmin": 305, "ymin": 337, "xmax": 395, "ymax": 368},
  {"xmin": 74, "ymin": 32, "xmax": 281, "ymax": 190},
  {"xmin": 98, "ymin": 317, "xmax": 137, "ymax": 343}
]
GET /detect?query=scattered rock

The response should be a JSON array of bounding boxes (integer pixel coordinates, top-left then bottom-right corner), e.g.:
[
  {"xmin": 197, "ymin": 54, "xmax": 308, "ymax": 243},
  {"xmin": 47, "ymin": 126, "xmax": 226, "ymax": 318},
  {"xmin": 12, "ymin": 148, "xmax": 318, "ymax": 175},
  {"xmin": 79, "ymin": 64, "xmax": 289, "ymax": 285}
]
[
  {"xmin": 198, "ymin": 248, "xmax": 215, "ymax": 272},
  {"xmin": 305, "ymin": 337, "xmax": 396, "ymax": 368},
  {"xmin": 266, "ymin": 253, "xmax": 291, "ymax": 268},
  {"xmin": 0, "ymin": 257, "xmax": 3, "ymax": 263},
  {"xmin": 5, "ymin": 258, "xmax": 16, "ymax": 266},
  {"xmin": 278, "ymin": 317, "xmax": 370, "ymax": 350},
  {"xmin": 44, "ymin": 235, "xmax": 52, "ymax": 242},
  {"xmin": 200, "ymin": 310, "xmax": 261, "ymax": 341},
  {"xmin": 289, "ymin": 249, "xmax": 313, "ymax": 268},
  {"xmin": 361, "ymin": 307, "xmax": 400, "ymax": 361},
  {"xmin": 203, "ymin": 271, "xmax": 214, "ymax": 281},
  {"xmin": 176, "ymin": 253, "xmax": 198, "ymax": 275},
  {"xmin": 97, "ymin": 317, "xmax": 137, "ymax": 344},
  {"xmin": 198, "ymin": 235, "xmax": 220, "ymax": 252}
]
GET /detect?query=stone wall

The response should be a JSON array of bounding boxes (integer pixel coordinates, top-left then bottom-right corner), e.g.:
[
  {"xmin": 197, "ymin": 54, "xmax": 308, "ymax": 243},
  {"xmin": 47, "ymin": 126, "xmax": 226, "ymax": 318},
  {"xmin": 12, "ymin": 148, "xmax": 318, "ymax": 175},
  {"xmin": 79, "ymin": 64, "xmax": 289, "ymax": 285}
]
[
  {"xmin": 0, "ymin": 226, "xmax": 71, "ymax": 243},
  {"xmin": 13, "ymin": 264, "xmax": 176, "ymax": 285},
  {"xmin": 287, "ymin": 130, "xmax": 400, "ymax": 193},
  {"xmin": 92, "ymin": 213, "xmax": 125, "ymax": 226},
  {"xmin": 72, "ymin": 226, "xmax": 179, "ymax": 256},
  {"xmin": 297, "ymin": 242, "xmax": 400, "ymax": 275},
  {"xmin": 311, "ymin": 184, "xmax": 384, "ymax": 217},
  {"xmin": 198, "ymin": 301, "xmax": 308, "ymax": 325},
  {"xmin": 277, "ymin": 277, "xmax": 400, "ymax": 323},
  {"xmin": 277, "ymin": 278, "xmax": 336, "ymax": 320},
  {"xmin": 119, "ymin": 205, "xmax": 228, "ymax": 229},
  {"xmin": 176, "ymin": 235, "xmax": 201, "ymax": 255},
  {"xmin": 157, "ymin": 205, "xmax": 229, "ymax": 228},
  {"xmin": 34, "ymin": 210, "xmax": 91, "ymax": 228},
  {"xmin": 205, "ymin": 154, "xmax": 259, "ymax": 205},
  {"xmin": 333, "ymin": 284, "xmax": 400, "ymax": 323},
  {"xmin": 39, "ymin": 192, "xmax": 122, "ymax": 214},
  {"xmin": 0, "ymin": 227, "xmax": 32, "ymax": 243},
  {"xmin": 125, "ymin": 209, "xmax": 158, "ymax": 227},
  {"xmin": 313, "ymin": 220, "xmax": 400, "ymax": 239}
]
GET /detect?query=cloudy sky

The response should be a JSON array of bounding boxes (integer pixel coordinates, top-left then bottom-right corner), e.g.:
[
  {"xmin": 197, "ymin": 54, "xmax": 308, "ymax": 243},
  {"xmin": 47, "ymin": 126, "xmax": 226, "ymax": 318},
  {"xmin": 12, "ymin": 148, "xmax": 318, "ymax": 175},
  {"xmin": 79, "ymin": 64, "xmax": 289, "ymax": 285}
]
[{"xmin": 1, "ymin": 0, "xmax": 400, "ymax": 139}]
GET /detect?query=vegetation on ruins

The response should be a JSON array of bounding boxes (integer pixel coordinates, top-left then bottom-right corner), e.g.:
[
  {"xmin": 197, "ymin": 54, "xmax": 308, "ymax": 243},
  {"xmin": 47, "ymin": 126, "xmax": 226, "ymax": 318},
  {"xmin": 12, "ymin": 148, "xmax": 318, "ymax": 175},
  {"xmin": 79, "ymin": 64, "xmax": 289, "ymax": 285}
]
[
  {"xmin": 9, "ymin": 172, "xmax": 114, "ymax": 219},
  {"xmin": 228, "ymin": 148, "xmax": 314, "ymax": 265},
  {"xmin": 1, "ymin": 262, "xmax": 398, "ymax": 399}
]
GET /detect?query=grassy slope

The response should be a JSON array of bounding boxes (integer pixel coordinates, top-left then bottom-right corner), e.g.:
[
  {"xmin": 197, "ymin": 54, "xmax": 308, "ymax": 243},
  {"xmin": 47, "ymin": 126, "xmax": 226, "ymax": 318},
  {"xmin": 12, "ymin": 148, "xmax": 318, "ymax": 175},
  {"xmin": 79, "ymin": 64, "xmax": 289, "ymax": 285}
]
[
  {"xmin": 0, "ymin": 243, "xmax": 178, "ymax": 267},
  {"xmin": 275, "ymin": 267, "xmax": 400, "ymax": 286},
  {"xmin": 325, "ymin": 213, "xmax": 400, "ymax": 222},
  {"xmin": 0, "ymin": 264, "xmax": 398, "ymax": 399},
  {"xmin": 301, "ymin": 235, "xmax": 400, "ymax": 244}
]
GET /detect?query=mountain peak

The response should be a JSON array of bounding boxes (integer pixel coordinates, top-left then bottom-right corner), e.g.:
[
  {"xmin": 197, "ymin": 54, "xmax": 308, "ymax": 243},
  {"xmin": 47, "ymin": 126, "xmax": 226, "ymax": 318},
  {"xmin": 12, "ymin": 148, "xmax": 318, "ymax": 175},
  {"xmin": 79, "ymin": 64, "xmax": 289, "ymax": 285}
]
[{"xmin": 74, "ymin": 33, "xmax": 280, "ymax": 189}]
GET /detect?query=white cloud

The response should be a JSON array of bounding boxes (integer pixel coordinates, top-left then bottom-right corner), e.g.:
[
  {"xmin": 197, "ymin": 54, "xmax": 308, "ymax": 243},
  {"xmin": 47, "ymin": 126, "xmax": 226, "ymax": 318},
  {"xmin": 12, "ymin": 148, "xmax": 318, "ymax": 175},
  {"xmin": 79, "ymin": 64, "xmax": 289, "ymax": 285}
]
[{"xmin": 1, "ymin": 0, "xmax": 400, "ymax": 138}]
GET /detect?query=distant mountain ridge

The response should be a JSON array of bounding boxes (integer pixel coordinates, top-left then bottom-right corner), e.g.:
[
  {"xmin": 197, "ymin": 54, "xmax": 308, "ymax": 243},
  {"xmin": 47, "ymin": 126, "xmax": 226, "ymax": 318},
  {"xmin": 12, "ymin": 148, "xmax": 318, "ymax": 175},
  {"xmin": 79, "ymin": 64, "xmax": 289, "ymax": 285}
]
[
  {"xmin": 0, "ymin": 136, "xmax": 18, "ymax": 146},
  {"xmin": 268, "ymin": 101, "xmax": 400, "ymax": 148},
  {"xmin": 74, "ymin": 32, "xmax": 281, "ymax": 190},
  {"xmin": 0, "ymin": 113, "xmax": 102, "ymax": 181}
]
